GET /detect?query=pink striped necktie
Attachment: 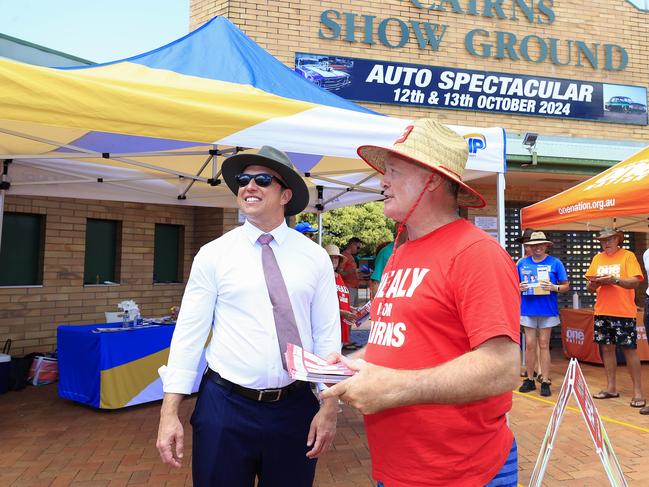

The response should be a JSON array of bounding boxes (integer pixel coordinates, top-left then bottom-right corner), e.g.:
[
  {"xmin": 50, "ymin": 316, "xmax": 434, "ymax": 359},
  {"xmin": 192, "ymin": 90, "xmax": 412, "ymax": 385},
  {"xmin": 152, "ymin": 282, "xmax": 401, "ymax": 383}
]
[{"xmin": 258, "ymin": 233, "xmax": 302, "ymax": 370}]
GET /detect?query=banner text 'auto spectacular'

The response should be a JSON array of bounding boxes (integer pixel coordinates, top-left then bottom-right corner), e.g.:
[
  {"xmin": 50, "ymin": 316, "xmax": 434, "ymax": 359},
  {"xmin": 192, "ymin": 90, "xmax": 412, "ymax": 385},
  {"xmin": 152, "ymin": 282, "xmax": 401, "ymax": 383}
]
[{"xmin": 294, "ymin": 53, "xmax": 647, "ymax": 126}]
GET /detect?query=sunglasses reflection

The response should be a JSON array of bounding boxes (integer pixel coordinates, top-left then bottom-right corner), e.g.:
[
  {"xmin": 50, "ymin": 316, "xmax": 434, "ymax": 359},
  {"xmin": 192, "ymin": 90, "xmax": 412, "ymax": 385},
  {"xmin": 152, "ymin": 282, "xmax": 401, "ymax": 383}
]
[{"xmin": 235, "ymin": 173, "xmax": 287, "ymax": 189}]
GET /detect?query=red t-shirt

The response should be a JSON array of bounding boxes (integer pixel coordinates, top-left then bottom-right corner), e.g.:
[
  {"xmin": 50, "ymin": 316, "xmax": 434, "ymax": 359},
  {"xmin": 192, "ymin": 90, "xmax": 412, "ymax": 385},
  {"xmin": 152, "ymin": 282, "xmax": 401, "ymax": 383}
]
[
  {"xmin": 364, "ymin": 219, "xmax": 521, "ymax": 487},
  {"xmin": 335, "ymin": 273, "xmax": 351, "ymax": 343},
  {"xmin": 340, "ymin": 250, "xmax": 360, "ymax": 288}
]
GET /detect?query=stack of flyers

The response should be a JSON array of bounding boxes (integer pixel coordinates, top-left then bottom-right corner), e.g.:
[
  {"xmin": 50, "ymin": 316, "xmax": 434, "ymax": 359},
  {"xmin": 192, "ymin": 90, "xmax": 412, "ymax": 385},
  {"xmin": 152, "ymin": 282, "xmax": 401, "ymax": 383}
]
[
  {"xmin": 285, "ymin": 343, "xmax": 355, "ymax": 383},
  {"xmin": 355, "ymin": 300, "xmax": 371, "ymax": 325},
  {"xmin": 343, "ymin": 300, "xmax": 372, "ymax": 327}
]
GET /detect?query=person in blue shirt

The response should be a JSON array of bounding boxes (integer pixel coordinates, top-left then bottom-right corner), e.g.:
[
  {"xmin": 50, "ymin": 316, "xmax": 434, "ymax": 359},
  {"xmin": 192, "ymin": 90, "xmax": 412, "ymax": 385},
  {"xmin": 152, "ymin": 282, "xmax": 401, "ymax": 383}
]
[{"xmin": 517, "ymin": 231, "xmax": 570, "ymax": 397}]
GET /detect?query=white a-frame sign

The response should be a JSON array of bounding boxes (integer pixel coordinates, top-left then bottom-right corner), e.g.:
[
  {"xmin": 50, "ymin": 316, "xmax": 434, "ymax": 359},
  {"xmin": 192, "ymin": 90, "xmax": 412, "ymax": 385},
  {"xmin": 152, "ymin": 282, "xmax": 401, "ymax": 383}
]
[{"xmin": 529, "ymin": 358, "xmax": 627, "ymax": 487}]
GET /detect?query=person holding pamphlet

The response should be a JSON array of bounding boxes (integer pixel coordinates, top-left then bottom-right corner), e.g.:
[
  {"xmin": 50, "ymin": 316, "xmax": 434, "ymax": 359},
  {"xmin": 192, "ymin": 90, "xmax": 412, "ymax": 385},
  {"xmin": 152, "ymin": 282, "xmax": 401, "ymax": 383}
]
[
  {"xmin": 156, "ymin": 146, "xmax": 340, "ymax": 487},
  {"xmin": 339, "ymin": 237, "xmax": 362, "ymax": 307},
  {"xmin": 514, "ymin": 228, "xmax": 540, "ymax": 379},
  {"xmin": 325, "ymin": 244, "xmax": 363, "ymax": 350},
  {"xmin": 516, "ymin": 231, "xmax": 569, "ymax": 397},
  {"xmin": 585, "ymin": 228, "xmax": 645, "ymax": 410},
  {"xmin": 321, "ymin": 119, "xmax": 520, "ymax": 487}
]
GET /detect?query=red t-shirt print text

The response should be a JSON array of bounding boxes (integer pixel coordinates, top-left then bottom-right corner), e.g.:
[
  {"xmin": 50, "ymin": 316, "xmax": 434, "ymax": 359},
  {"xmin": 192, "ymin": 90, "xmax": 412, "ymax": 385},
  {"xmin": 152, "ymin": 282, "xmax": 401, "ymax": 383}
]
[{"xmin": 367, "ymin": 267, "xmax": 430, "ymax": 348}]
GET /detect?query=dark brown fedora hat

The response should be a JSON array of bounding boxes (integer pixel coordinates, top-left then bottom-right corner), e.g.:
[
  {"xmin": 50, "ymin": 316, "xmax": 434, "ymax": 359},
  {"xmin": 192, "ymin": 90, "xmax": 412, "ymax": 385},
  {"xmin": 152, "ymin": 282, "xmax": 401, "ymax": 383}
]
[{"xmin": 514, "ymin": 228, "xmax": 536, "ymax": 244}]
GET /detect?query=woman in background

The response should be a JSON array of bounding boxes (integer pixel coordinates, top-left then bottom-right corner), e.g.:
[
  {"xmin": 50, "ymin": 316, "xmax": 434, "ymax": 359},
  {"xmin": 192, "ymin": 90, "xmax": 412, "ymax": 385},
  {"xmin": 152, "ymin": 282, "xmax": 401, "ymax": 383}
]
[
  {"xmin": 325, "ymin": 244, "xmax": 359, "ymax": 350},
  {"xmin": 517, "ymin": 231, "xmax": 569, "ymax": 397}
]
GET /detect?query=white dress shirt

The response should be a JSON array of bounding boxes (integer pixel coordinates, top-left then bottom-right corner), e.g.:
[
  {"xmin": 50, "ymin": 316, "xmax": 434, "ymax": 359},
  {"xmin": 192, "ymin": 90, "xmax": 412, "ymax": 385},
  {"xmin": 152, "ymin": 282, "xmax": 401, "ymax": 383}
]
[{"xmin": 159, "ymin": 220, "xmax": 341, "ymax": 394}]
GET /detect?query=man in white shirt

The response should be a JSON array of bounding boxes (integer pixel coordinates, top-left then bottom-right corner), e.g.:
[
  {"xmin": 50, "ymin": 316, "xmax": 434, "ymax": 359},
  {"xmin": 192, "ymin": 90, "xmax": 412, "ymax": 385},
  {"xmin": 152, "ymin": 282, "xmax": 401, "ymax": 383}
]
[{"xmin": 156, "ymin": 146, "xmax": 341, "ymax": 486}]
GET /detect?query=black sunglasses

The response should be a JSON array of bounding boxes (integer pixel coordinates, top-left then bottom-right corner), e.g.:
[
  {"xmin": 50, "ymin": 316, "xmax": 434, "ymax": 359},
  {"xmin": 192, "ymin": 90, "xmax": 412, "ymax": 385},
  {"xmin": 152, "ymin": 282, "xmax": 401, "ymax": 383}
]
[{"xmin": 234, "ymin": 173, "xmax": 288, "ymax": 189}]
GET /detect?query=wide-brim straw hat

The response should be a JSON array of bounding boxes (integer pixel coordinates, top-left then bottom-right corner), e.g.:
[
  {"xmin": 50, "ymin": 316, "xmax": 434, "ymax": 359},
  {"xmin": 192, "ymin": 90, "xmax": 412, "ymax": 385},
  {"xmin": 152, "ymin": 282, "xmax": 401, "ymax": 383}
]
[
  {"xmin": 525, "ymin": 231, "xmax": 553, "ymax": 246},
  {"xmin": 357, "ymin": 118, "xmax": 485, "ymax": 208},
  {"xmin": 222, "ymin": 145, "xmax": 309, "ymax": 216},
  {"xmin": 324, "ymin": 244, "xmax": 343, "ymax": 257},
  {"xmin": 594, "ymin": 228, "xmax": 624, "ymax": 240},
  {"xmin": 515, "ymin": 228, "xmax": 536, "ymax": 244}
]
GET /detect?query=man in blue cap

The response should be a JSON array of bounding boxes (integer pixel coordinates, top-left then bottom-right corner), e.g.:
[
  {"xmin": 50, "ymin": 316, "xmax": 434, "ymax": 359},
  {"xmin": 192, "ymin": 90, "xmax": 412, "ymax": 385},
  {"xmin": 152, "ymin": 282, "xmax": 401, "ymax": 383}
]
[{"xmin": 295, "ymin": 221, "xmax": 318, "ymax": 241}]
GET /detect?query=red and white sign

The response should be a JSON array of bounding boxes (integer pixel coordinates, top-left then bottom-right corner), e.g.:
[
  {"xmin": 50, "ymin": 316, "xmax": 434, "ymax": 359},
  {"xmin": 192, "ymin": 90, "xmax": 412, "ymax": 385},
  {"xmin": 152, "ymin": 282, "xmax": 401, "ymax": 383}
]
[
  {"xmin": 573, "ymin": 363, "xmax": 603, "ymax": 451},
  {"xmin": 529, "ymin": 360, "xmax": 575, "ymax": 487},
  {"xmin": 529, "ymin": 358, "xmax": 627, "ymax": 487}
]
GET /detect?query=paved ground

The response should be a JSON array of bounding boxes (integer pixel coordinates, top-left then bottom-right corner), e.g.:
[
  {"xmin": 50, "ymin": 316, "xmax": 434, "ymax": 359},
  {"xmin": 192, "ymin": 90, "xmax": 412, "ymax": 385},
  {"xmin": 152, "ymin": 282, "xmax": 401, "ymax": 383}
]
[{"xmin": 2, "ymin": 349, "xmax": 649, "ymax": 486}]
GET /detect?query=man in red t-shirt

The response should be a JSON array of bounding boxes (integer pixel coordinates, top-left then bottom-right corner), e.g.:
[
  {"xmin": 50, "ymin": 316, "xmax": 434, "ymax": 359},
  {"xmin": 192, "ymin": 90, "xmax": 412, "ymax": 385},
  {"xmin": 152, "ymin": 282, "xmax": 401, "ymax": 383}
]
[
  {"xmin": 322, "ymin": 118, "xmax": 521, "ymax": 487},
  {"xmin": 339, "ymin": 237, "xmax": 362, "ymax": 307}
]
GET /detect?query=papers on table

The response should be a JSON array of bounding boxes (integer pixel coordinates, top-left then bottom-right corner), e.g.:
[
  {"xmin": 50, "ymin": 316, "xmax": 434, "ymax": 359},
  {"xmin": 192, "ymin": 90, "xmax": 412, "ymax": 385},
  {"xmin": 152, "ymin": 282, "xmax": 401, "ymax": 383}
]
[
  {"xmin": 343, "ymin": 300, "xmax": 372, "ymax": 327},
  {"xmin": 92, "ymin": 324, "xmax": 162, "ymax": 333},
  {"xmin": 285, "ymin": 343, "xmax": 355, "ymax": 383},
  {"xmin": 142, "ymin": 316, "xmax": 175, "ymax": 325}
]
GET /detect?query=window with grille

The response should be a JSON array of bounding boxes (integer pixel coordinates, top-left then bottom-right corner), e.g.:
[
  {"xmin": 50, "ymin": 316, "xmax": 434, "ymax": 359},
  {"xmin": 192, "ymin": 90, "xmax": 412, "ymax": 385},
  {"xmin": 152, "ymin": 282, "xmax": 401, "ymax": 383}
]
[{"xmin": 505, "ymin": 203, "xmax": 636, "ymax": 310}]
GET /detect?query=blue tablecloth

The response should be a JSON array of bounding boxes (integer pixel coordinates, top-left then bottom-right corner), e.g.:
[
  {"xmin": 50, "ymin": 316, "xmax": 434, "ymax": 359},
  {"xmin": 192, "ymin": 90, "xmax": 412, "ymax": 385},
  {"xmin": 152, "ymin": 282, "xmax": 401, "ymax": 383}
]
[{"xmin": 57, "ymin": 323, "xmax": 204, "ymax": 409}]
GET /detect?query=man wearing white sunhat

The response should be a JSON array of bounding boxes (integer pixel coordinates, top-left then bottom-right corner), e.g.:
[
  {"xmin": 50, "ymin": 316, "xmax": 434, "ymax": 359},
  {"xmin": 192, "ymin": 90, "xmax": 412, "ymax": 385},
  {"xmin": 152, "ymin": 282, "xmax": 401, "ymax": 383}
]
[
  {"xmin": 586, "ymin": 228, "xmax": 644, "ymax": 410},
  {"xmin": 322, "ymin": 119, "xmax": 521, "ymax": 487}
]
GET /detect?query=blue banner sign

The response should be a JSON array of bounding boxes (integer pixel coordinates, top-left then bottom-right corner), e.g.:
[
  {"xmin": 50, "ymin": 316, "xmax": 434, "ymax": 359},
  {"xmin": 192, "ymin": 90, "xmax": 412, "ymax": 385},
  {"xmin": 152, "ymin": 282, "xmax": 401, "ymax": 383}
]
[{"xmin": 294, "ymin": 53, "xmax": 647, "ymax": 126}]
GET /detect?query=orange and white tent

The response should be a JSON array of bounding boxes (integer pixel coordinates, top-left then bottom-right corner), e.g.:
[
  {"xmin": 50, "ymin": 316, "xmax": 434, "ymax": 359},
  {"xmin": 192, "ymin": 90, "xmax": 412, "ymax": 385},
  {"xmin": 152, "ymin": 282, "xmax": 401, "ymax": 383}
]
[{"xmin": 521, "ymin": 146, "xmax": 649, "ymax": 232}]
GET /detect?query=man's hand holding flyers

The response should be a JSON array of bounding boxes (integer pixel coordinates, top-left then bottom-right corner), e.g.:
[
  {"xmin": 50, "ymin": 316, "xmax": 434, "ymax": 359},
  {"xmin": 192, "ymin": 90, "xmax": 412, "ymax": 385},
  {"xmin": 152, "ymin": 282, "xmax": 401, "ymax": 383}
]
[
  {"xmin": 287, "ymin": 343, "xmax": 413, "ymax": 415},
  {"xmin": 320, "ymin": 353, "xmax": 408, "ymax": 415},
  {"xmin": 285, "ymin": 344, "xmax": 356, "ymax": 383}
]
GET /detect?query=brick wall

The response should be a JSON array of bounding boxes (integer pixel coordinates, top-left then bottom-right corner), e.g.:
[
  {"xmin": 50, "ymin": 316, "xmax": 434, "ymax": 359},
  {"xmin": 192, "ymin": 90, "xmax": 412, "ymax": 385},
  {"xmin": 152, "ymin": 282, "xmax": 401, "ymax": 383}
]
[
  {"xmin": 0, "ymin": 195, "xmax": 231, "ymax": 356},
  {"xmin": 190, "ymin": 0, "xmax": 229, "ymax": 21},
  {"xmin": 193, "ymin": 207, "xmax": 240, "ymax": 254}
]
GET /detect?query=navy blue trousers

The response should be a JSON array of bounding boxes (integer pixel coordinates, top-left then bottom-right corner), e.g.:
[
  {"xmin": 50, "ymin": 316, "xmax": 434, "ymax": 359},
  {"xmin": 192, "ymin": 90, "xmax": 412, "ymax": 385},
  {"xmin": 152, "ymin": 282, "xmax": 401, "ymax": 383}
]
[{"xmin": 191, "ymin": 375, "xmax": 320, "ymax": 487}]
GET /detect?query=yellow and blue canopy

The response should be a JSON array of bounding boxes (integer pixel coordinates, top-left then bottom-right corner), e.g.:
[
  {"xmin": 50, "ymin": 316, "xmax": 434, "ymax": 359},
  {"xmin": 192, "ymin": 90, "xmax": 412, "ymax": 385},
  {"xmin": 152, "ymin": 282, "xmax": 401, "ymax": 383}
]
[{"xmin": 0, "ymin": 16, "xmax": 505, "ymax": 211}]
